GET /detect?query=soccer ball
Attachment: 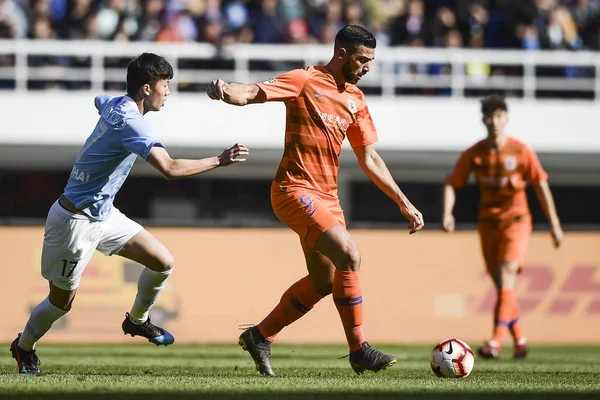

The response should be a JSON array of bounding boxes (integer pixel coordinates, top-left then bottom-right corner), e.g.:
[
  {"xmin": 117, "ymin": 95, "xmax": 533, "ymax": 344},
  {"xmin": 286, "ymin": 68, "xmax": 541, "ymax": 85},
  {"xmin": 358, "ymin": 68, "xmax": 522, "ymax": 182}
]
[{"xmin": 430, "ymin": 338, "xmax": 475, "ymax": 378}]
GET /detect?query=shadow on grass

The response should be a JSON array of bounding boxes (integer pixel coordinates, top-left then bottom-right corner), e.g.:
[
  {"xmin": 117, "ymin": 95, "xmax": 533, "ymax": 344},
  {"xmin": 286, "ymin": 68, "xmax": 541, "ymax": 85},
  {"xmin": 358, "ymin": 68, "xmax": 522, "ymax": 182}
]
[{"xmin": 0, "ymin": 392, "xmax": 598, "ymax": 400}]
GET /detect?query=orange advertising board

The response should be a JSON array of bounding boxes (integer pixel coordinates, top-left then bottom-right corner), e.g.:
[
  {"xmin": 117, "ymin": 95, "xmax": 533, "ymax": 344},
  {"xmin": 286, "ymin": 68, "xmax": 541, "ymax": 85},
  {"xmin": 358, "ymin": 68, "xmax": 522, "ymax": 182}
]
[{"xmin": 1, "ymin": 227, "xmax": 598, "ymax": 345}]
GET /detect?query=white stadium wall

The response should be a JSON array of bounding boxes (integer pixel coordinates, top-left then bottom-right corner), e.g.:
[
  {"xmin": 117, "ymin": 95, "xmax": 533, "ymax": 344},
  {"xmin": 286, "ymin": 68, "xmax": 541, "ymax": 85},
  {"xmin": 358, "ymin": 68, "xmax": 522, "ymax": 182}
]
[{"xmin": 1, "ymin": 93, "xmax": 599, "ymax": 153}]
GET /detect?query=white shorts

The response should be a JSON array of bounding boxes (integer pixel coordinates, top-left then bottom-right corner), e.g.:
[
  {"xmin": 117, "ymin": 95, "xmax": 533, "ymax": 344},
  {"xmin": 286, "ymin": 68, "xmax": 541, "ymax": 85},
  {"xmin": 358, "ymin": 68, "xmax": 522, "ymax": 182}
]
[{"xmin": 41, "ymin": 200, "xmax": 143, "ymax": 290}]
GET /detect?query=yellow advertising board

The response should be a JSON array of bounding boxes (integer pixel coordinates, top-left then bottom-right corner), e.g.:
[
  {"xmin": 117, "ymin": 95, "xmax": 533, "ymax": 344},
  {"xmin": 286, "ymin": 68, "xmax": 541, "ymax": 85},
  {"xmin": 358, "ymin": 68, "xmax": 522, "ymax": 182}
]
[{"xmin": 1, "ymin": 227, "xmax": 598, "ymax": 345}]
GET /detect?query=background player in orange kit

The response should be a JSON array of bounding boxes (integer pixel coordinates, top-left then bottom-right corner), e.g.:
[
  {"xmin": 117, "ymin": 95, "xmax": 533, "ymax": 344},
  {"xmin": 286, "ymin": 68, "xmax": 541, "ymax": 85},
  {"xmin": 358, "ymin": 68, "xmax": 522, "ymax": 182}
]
[
  {"xmin": 443, "ymin": 95, "xmax": 563, "ymax": 359},
  {"xmin": 206, "ymin": 25, "xmax": 424, "ymax": 376}
]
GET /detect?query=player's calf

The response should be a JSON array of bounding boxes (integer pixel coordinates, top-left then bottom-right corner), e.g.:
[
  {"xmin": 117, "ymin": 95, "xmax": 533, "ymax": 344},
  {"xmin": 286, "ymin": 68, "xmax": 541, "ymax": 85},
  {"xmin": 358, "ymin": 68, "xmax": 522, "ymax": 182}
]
[{"xmin": 122, "ymin": 312, "xmax": 174, "ymax": 346}]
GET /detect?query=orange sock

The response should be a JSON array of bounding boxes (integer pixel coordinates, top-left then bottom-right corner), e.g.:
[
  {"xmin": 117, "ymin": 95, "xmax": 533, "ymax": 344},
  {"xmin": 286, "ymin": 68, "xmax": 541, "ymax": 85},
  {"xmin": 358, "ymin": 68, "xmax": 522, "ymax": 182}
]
[
  {"xmin": 257, "ymin": 276, "xmax": 325, "ymax": 341},
  {"xmin": 492, "ymin": 288, "xmax": 516, "ymax": 345},
  {"xmin": 509, "ymin": 298, "xmax": 525, "ymax": 343},
  {"xmin": 333, "ymin": 270, "xmax": 365, "ymax": 353}
]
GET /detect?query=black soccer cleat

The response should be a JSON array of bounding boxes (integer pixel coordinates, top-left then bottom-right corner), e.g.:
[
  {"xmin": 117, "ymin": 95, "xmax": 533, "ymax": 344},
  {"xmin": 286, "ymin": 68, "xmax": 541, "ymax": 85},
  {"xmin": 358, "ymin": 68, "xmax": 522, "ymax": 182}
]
[
  {"xmin": 122, "ymin": 312, "xmax": 174, "ymax": 346},
  {"xmin": 348, "ymin": 342, "xmax": 396, "ymax": 375},
  {"xmin": 10, "ymin": 334, "xmax": 40, "ymax": 375},
  {"xmin": 238, "ymin": 326, "xmax": 275, "ymax": 377}
]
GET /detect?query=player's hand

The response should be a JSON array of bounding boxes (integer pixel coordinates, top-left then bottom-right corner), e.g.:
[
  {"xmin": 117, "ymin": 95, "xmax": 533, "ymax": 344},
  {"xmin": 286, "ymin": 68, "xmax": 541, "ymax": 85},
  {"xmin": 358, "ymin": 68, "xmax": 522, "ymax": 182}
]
[
  {"xmin": 550, "ymin": 225, "xmax": 563, "ymax": 248},
  {"xmin": 442, "ymin": 214, "xmax": 455, "ymax": 232},
  {"xmin": 399, "ymin": 202, "xmax": 424, "ymax": 234},
  {"xmin": 218, "ymin": 143, "xmax": 249, "ymax": 167},
  {"xmin": 206, "ymin": 79, "xmax": 228, "ymax": 100}
]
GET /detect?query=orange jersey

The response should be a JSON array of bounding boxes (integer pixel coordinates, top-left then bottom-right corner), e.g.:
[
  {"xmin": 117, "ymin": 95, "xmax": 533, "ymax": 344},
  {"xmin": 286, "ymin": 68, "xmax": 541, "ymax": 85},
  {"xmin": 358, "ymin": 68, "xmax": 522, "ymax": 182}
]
[
  {"xmin": 447, "ymin": 137, "xmax": 548, "ymax": 221},
  {"xmin": 257, "ymin": 66, "xmax": 378, "ymax": 196}
]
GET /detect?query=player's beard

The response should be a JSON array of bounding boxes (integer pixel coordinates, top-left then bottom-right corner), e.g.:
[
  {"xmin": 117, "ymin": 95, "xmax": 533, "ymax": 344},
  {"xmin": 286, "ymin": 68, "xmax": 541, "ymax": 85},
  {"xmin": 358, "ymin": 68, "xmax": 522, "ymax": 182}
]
[{"xmin": 342, "ymin": 60, "xmax": 360, "ymax": 84}]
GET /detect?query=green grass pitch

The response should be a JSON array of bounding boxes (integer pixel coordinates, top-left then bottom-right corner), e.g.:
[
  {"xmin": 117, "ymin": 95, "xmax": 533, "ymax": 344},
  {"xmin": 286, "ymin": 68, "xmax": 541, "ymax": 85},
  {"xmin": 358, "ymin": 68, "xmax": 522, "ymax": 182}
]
[{"xmin": 0, "ymin": 343, "xmax": 598, "ymax": 399}]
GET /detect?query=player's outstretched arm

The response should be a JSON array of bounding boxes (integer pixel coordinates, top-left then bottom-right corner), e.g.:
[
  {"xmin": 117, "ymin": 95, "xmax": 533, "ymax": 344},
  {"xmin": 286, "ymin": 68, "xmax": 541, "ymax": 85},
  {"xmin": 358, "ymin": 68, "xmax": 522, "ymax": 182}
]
[
  {"xmin": 147, "ymin": 144, "xmax": 249, "ymax": 180},
  {"xmin": 533, "ymin": 180, "xmax": 563, "ymax": 248},
  {"xmin": 353, "ymin": 144, "xmax": 424, "ymax": 234},
  {"xmin": 206, "ymin": 79, "xmax": 265, "ymax": 106},
  {"xmin": 442, "ymin": 184, "xmax": 456, "ymax": 232}
]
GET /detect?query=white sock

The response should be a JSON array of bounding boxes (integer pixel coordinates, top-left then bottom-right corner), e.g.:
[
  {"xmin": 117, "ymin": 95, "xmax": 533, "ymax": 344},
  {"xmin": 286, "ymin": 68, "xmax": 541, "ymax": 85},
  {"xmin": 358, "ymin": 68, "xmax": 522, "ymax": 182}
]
[
  {"xmin": 18, "ymin": 297, "xmax": 67, "ymax": 351},
  {"xmin": 129, "ymin": 268, "xmax": 173, "ymax": 325}
]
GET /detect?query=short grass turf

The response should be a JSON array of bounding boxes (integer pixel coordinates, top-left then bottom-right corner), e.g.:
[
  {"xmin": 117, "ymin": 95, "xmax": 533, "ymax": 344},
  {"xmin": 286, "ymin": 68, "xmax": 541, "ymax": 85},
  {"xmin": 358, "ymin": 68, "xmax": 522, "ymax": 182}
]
[{"xmin": 0, "ymin": 343, "xmax": 598, "ymax": 400}]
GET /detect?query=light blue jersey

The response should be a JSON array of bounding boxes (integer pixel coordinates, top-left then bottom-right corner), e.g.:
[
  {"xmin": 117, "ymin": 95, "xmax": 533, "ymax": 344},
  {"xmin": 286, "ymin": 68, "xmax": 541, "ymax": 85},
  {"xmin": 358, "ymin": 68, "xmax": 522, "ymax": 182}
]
[{"xmin": 63, "ymin": 95, "xmax": 164, "ymax": 221}]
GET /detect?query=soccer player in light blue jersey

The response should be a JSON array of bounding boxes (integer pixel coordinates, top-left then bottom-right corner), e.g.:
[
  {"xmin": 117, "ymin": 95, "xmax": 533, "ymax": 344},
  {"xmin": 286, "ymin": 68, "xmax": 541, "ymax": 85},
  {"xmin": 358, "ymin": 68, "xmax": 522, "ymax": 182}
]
[{"xmin": 10, "ymin": 53, "xmax": 249, "ymax": 375}]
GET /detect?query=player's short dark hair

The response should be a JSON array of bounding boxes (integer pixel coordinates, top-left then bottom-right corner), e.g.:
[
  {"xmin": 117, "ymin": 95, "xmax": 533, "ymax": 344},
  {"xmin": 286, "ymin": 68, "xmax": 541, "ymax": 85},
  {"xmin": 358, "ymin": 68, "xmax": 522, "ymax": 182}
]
[
  {"xmin": 126, "ymin": 53, "xmax": 174, "ymax": 95},
  {"xmin": 480, "ymin": 94, "xmax": 508, "ymax": 116},
  {"xmin": 334, "ymin": 25, "xmax": 376, "ymax": 53}
]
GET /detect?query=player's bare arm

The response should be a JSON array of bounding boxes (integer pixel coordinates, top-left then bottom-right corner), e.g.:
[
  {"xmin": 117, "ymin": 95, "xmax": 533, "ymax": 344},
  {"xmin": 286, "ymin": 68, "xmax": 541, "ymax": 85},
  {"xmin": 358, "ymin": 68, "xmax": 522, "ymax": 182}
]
[
  {"xmin": 147, "ymin": 144, "xmax": 249, "ymax": 180},
  {"xmin": 353, "ymin": 144, "xmax": 424, "ymax": 234},
  {"xmin": 532, "ymin": 180, "xmax": 563, "ymax": 248},
  {"xmin": 442, "ymin": 183, "xmax": 456, "ymax": 232},
  {"xmin": 206, "ymin": 80, "xmax": 265, "ymax": 106}
]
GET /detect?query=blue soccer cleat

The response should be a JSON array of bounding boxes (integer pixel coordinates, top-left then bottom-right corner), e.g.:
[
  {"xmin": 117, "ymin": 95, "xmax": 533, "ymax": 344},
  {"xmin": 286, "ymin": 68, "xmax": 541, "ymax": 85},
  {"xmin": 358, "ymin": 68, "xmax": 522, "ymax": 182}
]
[{"xmin": 122, "ymin": 312, "xmax": 174, "ymax": 346}]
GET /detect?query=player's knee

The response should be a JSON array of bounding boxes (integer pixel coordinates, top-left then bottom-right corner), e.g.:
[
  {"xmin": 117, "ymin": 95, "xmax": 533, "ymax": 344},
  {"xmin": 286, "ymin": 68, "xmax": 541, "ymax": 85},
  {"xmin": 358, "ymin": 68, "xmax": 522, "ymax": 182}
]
[
  {"xmin": 498, "ymin": 261, "xmax": 518, "ymax": 288},
  {"xmin": 49, "ymin": 283, "xmax": 77, "ymax": 311},
  {"xmin": 58, "ymin": 301, "xmax": 74, "ymax": 312},
  {"xmin": 49, "ymin": 293, "xmax": 75, "ymax": 312},
  {"xmin": 161, "ymin": 255, "xmax": 175, "ymax": 272},
  {"xmin": 311, "ymin": 278, "xmax": 333, "ymax": 296},
  {"xmin": 337, "ymin": 245, "xmax": 361, "ymax": 271},
  {"xmin": 152, "ymin": 250, "xmax": 174, "ymax": 272}
]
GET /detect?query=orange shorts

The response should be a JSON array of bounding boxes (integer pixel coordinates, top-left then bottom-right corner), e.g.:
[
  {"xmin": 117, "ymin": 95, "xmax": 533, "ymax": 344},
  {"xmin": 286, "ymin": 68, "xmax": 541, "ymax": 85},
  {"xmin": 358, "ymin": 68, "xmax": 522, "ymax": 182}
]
[
  {"xmin": 478, "ymin": 216, "xmax": 532, "ymax": 274},
  {"xmin": 271, "ymin": 183, "xmax": 345, "ymax": 252}
]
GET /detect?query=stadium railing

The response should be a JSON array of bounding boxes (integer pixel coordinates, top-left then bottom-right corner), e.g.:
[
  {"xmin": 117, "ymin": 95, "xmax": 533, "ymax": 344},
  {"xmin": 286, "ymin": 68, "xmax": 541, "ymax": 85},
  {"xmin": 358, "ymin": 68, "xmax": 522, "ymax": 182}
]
[{"xmin": 1, "ymin": 40, "xmax": 600, "ymax": 98}]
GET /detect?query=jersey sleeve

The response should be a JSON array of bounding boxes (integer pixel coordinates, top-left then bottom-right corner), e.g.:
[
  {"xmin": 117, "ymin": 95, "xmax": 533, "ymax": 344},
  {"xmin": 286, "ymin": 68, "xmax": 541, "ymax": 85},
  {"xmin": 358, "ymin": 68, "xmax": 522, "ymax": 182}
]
[
  {"xmin": 94, "ymin": 95, "xmax": 111, "ymax": 113},
  {"xmin": 523, "ymin": 144, "xmax": 548, "ymax": 183},
  {"xmin": 122, "ymin": 117, "xmax": 165, "ymax": 160},
  {"xmin": 256, "ymin": 69, "xmax": 310, "ymax": 102},
  {"xmin": 346, "ymin": 104, "xmax": 378, "ymax": 147},
  {"xmin": 447, "ymin": 147, "xmax": 473, "ymax": 189}
]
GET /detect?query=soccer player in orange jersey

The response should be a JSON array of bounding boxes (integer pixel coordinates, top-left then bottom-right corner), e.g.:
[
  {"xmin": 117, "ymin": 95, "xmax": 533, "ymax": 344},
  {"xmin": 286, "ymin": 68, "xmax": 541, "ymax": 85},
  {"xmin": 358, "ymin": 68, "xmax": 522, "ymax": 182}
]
[
  {"xmin": 206, "ymin": 25, "xmax": 424, "ymax": 375},
  {"xmin": 443, "ymin": 95, "xmax": 563, "ymax": 359}
]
